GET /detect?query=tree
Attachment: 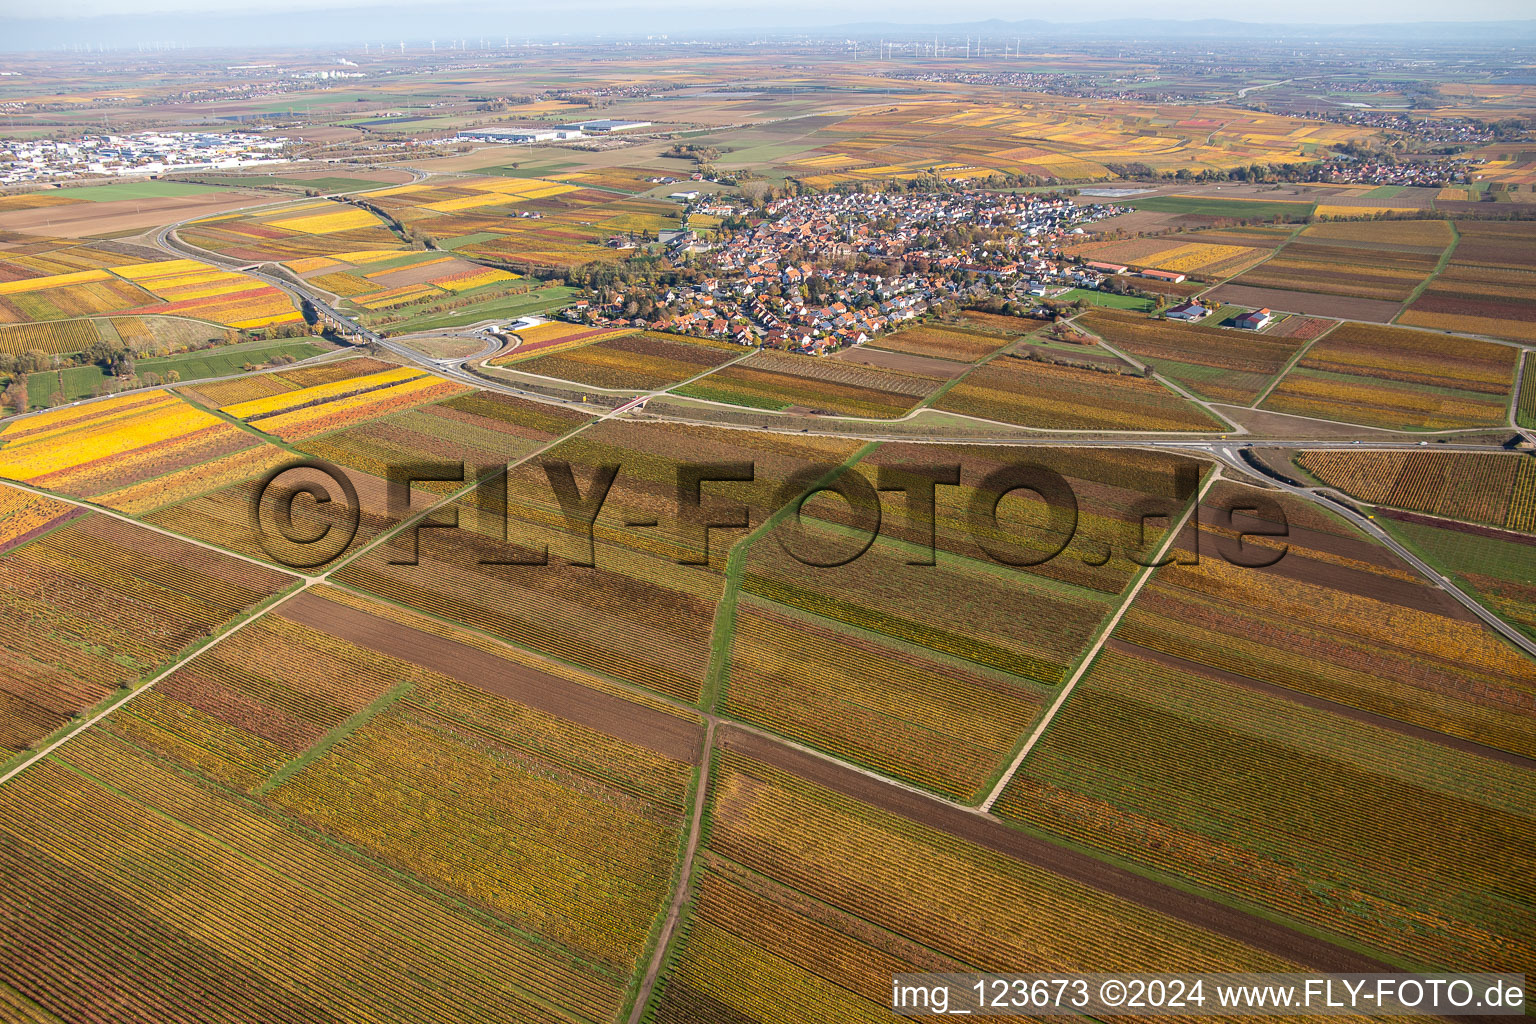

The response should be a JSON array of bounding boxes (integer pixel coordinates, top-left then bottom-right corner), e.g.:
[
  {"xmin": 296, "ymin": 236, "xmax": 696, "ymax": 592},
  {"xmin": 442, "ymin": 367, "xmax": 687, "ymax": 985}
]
[{"xmin": 3, "ymin": 376, "xmax": 26, "ymax": 414}]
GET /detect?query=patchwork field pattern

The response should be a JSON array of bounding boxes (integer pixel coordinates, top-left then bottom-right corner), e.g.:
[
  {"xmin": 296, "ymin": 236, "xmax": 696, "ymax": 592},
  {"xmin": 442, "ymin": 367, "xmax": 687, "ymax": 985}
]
[
  {"xmin": 995, "ymin": 636, "xmax": 1536, "ymax": 973},
  {"xmin": 180, "ymin": 200, "xmax": 405, "ymax": 262},
  {"xmin": 0, "ymin": 726, "xmax": 658, "ymax": 1024},
  {"xmin": 1067, "ymin": 236, "xmax": 1268, "ymax": 279},
  {"xmin": 650, "ymin": 743, "xmax": 1298, "ymax": 1023},
  {"xmin": 1261, "ymin": 323, "xmax": 1516, "ymax": 430},
  {"xmin": 1400, "ymin": 221, "xmax": 1536, "ymax": 342},
  {"xmin": 721, "ymin": 443, "xmax": 1207, "ymax": 798},
  {"xmin": 0, "ymin": 256, "xmax": 301, "ymax": 329},
  {"xmin": 288, "ymin": 250, "xmax": 522, "ymax": 316},
  {"xmin": 333, "ymin": 421, "xmax": 864, "ymax": 702},
  {"xmin": 1102, "ymin": 482, "xmax": 1536, "ymax": 759},
  {"xmin": 675, "ymin": 348, "xmax": 939, "ymax": 417},
  {"xmin": 782, "ymin": 99, "xmax": 1355, "ymax": 186},
  {"xmin": 0, "ymin": 313, "xmax": 236, "ymax": 358},
  {"xmin": 934, "ymin": 354, "xmax": 1223, "ymax": 431},
  {"xmin": 1381, "ymin": 512, "xmax": 1536, "ymax": 640},
  {"xmin": 1078, "ymin": 307, "xmax": 1305, "ymax": 405},
  {"xmin": 297, "ymin": 389, "xmax": 593, "ymax": 492},
  {"xmin": 505, "ymin": 330, "xmax": 741, "ymax": 390},
  {"xmin": 220, "ymin": 365, "xmax": 469, "ymax": 442},
  {"xmin": 1228, "ymin": 226, "xmax": 1449, "ymax": 304},
  {"xmin": 354, "ymin": 176, "xmax": 682, "ymax": 271},
  {"xmin": 1298, "ymin": 449, "xmax": 1536, "ymax": 532},
  {"xmin": 492, "ymin": 322, "xmax": 636, "ymax": 366},
  {"xmin": 0, "ymin": 512, "xmax": 292, "ymax": 753},
  {"xmin": 91, "ymin": 585, "xmax": 699, "ymax": 996},
  {"xmin": 0, "ymin": 390, "xmax": 260, "ymax": 497}
]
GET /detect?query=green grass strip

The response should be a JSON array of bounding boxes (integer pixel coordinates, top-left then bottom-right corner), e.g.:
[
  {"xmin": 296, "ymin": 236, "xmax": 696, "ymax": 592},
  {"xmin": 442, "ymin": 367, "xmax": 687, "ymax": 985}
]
[
  {"xmin": 256, "ymin": 679, "xmax": 415, "ymax": 795},
  {"xmin": 699, "ymin": 442, "xmax": 880, "ymax": 712}
]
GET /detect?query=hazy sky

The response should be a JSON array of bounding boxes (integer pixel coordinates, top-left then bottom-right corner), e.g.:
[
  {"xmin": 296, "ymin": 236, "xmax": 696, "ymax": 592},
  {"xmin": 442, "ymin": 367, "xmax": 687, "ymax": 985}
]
[{"xmin": 8, "ymin": 0, "xmax": 1535, "ymax": 21}]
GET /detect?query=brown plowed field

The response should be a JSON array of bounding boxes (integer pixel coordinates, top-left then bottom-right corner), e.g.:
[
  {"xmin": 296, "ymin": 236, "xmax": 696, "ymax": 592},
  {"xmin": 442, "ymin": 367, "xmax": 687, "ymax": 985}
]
[
  {"xmin": 1205, "ymin": 283, "xmax": 1403, "ymax": 323},
  {"xmin": 277, "ymin": 589, "xmax": 704, "ymax": 762},
  {"xmin": 830, "ymin": 345, "xmax": 968, "ymax": 378},
  {"xmin": 0, "ymin": 192, "xmax": 273, "ymax": 238}
]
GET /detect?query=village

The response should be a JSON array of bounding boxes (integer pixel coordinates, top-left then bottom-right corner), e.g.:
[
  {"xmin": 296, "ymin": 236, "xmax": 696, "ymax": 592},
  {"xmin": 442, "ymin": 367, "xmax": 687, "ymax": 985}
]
[{"xmin": 566, "ymin": 187, "xmax": 1135, "ymax": 353}]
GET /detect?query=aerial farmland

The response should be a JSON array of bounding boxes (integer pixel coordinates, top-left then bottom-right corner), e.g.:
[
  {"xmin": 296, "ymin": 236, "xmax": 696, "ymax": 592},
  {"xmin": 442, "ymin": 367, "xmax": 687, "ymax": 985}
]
[{"xmin": 0, "ymin": 9, "xmax": 1533, "ymax": 1024}]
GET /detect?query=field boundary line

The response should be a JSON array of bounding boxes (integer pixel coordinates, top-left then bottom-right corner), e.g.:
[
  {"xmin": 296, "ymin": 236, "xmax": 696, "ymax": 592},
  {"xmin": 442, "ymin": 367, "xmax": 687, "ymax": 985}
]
[
  {"xmin": 699, "ymin": 441, "xmax": 881, "ymax": 713},
  {"xmin": 978, "ymin": 466, "xmax": 1219, "ymax": 812},
  {"xmin": 256, "ymin": 679, "xmax": 416, "ymax": 796},
  {"xmin": 0, "ymin": 580, "xmax": 312, "ymax": 789},
  {"xmin": 1249, "ymin": 319, "xmax": 1341, "ymax": 408},
  {"xmin": 0, "ymin": 476, "xmax": 311, "ymax": 582},
  {"xmin": 1060, "ymin": 314, "xmax": 1238, "ymax": 433},
  {"xmin": 627, "ymin": 720, "xmax": 716, "ymax": 1024},
  {"xmin": 1392, "ymin": 219, "xmax": 1460, "ymax": 324}
]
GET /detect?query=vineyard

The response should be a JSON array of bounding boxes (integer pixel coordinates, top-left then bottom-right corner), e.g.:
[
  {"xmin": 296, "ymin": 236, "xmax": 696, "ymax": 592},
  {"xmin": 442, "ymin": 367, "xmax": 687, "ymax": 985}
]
[
  {"xmin": 722, "ymin": 598, "xmax": 1045, "ymax": 799},
  {"xmin": 869, "ymin": 322, "xmax": 1013, "ymax": 362},
  {"xmin": 1400, "ymin": 221, "xmax": 1536, "ymax": 343},
  {"xmin": 264, "ymin": 702, "xmax": 684, "ymax": 974},
  {"xmin": 328, "ymin": 422, "xmax": 872, "ymax": 700},
  {"xmin": 649, "ymin": 744, "xmax": 1297, "ymax": 1023},
  {"xmin": 0, "ymin": 481, "xmax": 83, "ymax": 554},
  {"xmin": 0, "ymin": 257, "xmax": 301, "ymax": 329},
  {"xmin": 298, "ymin": 388, "xmax": 591, "ymax": 491},
  {"xmin": 497, "ymin": 419, "xmax": 865, "ymax": 565},
  {"xmin": 0, "ymin": 234, "xmax": 143, "ymax": 281},
  {"xmin": 1263, "ymin": 321, "xmax": 1519, "ymax": 428},
  {"xmin": 504, "ymin": 331, "xmax": 740, "ymax": 390},
  {"xmin": 1066, "ymin": 236, "xmax": 1267, "ymax": 278},
  {"xmin": 284, "ymin": 249, "xmax": 522, "ymax": 318},
  {"xmin": 333, "ymin": 531, "xmax": 723, "ymax": 702},
  {"xmin": 740, "ymin": 511, "xmax": 1113, "ymax": 683},
  {"xmin": 715, "ymin": 441, "xmax": 1210, "ymax": 796},
  {"xmin": 354, "ymin": 176, "xmax": 683, "ymax": 272},
  {"xmin": 1077, "ymin": 307, "xmax": 1305, "ymax": 405},
  {"xmin": 1111, "ymin": 482, "xmax": 1536, "ymax": 759},
  {"xmin": 1297, "ymin": 449, "xmax": 1536, "ymax": 532},
  {"xmin": 1227, "ymin": 222, "xmax": 1449, "ymax": 302},
  {"xmin": 491, "ymin": 322, "xmax": 636, "ymax": 366},
  {"xmin": 1261, "ymin": 370, "xmax": 1509, "ymax": 430},
  {"xmin": 994, "ymin": 641, "xmax": 1536, "ymax": 973},
  {"xmin": 1382, "ymin": 513, "xmax": 1536, "ymax": 640},
  {"xmin": 933, "ymin": 355, "xmax": 1223, "ymax": 431},
  {"xmin": 0, "ymin": 731, "xmax": 632, "ymax": 1024},
  {"xmin": 99, "ymin": 589, "xmax": 694, "ymax": 984},
  {"xmin": 674, "ymin": 348, "xmax": 939, "ymax": 418},
  {"xmin": 0, "ymin": 390, "xmax": 260, "ymax": 497},
  {"xmin": 1294, "ymin": 322, "xmax": 1514, "ymax": 392},
  {"xmin": 0, "ymin": 514, "xmax": 292, "ymax": 752},
  {"xmin": 111, "ymin": 259, "xmax": 302, "ymax": 330},
  {"xmin": 222, "ymin": 365, "xmax": 469, "ymax": 442},
  {"xmin": 180, "ymin": 201, "xmax": 406, "ymax": 262},
  {"xmin": 142, "ymin": 460, "xmax": 417, "ymax": 566}
]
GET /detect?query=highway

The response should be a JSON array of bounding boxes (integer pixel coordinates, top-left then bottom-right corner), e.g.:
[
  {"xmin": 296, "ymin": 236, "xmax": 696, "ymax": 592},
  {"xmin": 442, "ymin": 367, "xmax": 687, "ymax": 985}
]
[{"xmin": 1208, "ymin": 444, "xmax": 1536, "ymax": 660}]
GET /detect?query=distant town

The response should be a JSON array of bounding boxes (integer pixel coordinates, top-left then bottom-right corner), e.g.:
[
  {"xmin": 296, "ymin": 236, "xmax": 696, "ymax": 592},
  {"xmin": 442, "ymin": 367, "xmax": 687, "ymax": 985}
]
[{"xmin": 0, "ymin": 131, "xmax": 293, "ymax": 185}]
